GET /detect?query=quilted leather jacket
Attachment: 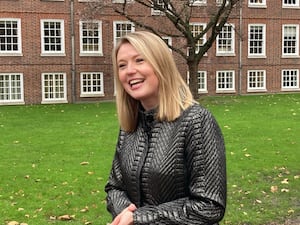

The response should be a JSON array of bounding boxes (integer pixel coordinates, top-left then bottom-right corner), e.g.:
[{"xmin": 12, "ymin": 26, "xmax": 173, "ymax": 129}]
[{"xmin": 105, "ymin": 104, "xmax": 226, "ymax": 225}]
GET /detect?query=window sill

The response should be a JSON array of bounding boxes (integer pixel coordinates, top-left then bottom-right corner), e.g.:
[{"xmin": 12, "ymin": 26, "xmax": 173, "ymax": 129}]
[
  {"xmin": 247, "ymin": 89, "xmax": 267, "ymax": 93},
  {"xmin": 80, "ymin": 93, "xmax": 105, "ymax": 97},
  {"xmin": 281, "ymin": 55, "xmax": 300, "ymax": 59},
  {"xmin": 40, "ymin": 53, "xmax": 66, "ymax": 57},
  {"xmin": 79, "ymin": 53, "xmax": 103, "ymax": 57},
  {"xmin": 0, "ymin": 53, "xmax": 23, "ymax": 57},
  {"xmin": 0, "ymin": 101, "xmax": 25, "ymax": 106},
  {"xmin": 281, "ymin": 88, "xmax": 300, "ymax": 92},
  {"xmin": 216, "ymin": 90, "xmax": 236, "ymax": 94},
  {"xmin": 41, "ymin": 100, "xmax": 68, "ymax": 104}
]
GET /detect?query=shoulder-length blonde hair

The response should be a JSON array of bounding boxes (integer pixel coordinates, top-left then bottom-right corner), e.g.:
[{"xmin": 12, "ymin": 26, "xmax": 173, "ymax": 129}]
[{"xmin": 113, "ymin": 31, "xmax": 195, "ymax": 132}]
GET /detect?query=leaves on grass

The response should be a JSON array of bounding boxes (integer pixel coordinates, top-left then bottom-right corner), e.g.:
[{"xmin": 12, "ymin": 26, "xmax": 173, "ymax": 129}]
[
  {"xmin": 80, "ymin": 161, "xmax": 89, "ymax": 165},
  {"xmin": 7, "ymin": 222, "xmax": 28, "ymax": 225},
  {"xmin": 270, "ymin": 185, "xmax": 278, "ymax": 193},
  {"xmin": 49, "ymin": 214, "xmax": 75, "ymax": 221}
]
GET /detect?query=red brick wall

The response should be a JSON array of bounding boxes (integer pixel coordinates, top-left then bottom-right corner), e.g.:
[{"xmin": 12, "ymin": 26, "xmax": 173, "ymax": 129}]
[{"xmin": 0, "ymin": 0, "xmax": 299, "ymax": 105}]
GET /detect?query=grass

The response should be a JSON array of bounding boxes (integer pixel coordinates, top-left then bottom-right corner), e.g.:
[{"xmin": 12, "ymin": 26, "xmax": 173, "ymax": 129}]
[{"xmin": 0, "ymin": 94, "xmax": 299, "ymax": 225}]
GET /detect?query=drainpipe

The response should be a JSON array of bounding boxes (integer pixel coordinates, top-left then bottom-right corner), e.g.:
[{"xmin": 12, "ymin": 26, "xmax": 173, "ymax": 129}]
[
  {"xmin": 238, "ymin": 0, "xmax": 243, "ymax": 95},
  {"xmin": 70, "ymin": 0, "xmax": 76, "ymax": 103}
]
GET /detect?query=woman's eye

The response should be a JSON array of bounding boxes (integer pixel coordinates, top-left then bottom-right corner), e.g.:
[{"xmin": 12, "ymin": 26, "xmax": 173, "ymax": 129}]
[
  {"xmin": 136, "ymin": 58, "xmax": 144, "ymax": 63},
  {"xmin": 118, "ymin": 63, "xmax": 126, "ymax": 69}
]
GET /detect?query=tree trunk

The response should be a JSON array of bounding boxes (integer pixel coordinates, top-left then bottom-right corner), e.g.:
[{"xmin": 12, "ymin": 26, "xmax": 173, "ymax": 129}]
[{"xmin": 187, "ymin": 60, "xmax": 200, "ymax": 100}]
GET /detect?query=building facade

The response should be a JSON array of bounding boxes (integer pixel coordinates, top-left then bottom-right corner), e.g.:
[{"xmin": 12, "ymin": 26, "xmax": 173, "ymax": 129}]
[{"xmin": 0, "ymin": 0, "xmax": 299, "ymax": 105}]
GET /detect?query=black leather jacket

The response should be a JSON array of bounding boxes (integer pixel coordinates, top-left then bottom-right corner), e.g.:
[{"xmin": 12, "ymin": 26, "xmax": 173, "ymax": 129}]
[{"xmin": 105, "ymin": 104, "xmax": 226, "ymax": 225}]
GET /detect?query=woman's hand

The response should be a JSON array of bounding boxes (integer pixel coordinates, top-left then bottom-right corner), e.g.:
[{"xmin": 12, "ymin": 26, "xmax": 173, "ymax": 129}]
[{"xmin": 110, "ymin": 204, "xmax": 137, "ymax": 225}]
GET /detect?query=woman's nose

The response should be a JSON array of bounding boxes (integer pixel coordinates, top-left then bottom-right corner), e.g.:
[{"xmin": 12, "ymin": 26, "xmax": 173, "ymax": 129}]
[{"xmin": 126, "ymin": 63, "xmax": 137, "ymax": 75}]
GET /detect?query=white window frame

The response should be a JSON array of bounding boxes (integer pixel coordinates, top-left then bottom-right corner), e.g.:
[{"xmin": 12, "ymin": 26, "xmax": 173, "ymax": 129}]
[
  {"xmin": 0, "ymin": 18, "xmax": 22, "ymax": 56},
  {"xmin": 113, "ymin": 21, "xmax": 135, "ymax": 46},
  {"xmin": 216, "ymin": 23, "xmax": 235, "ymax": 56},
  {"xmin": 216, "ymin": 0, "xmax": 229, "ymax": 6},
  {"xmin": 281, "ymin": 69, "xmax": 299, "ymax": 90},
  {"xmin": 248, "ymin": 0, "xmax": 267, "ymax": 8},
  {"xmin": 151, "ymin": 0, "xmax": 167, "ymax": 15},
  {"xmin": 198, "ymin": 71, "xmax": 207, "ymax": 93},
  {"xmin": 40, "ymin": 19, "xmax": 65, "ymax": 56},
  {"xmin": 190, "ymin": 0, "xmax": 207, "ymax": 6},
  {"xmin": 247, "ymin": 70, "xmax": 267, "ymax": 92},
  {"xmin": 80, "ymin": 72, "xmax": 104, "ymax": 97},
  {"xmin": 282, "ymin": 0, "xmax": 300, "ymax": 8},
  {"xmin": 41, "ymin": 72, "xmax": 67, "ymax": 104},
  {"xmin": 282, "ymin": 24, "xmax": 299, "ymax": 57},
  {"xmin": 111, "ymin": 0, "xmax": 133, "ymax": 3},
  {"xmin": 216, "ymin": 70, "xmax": 235, "ymax": 93},
  {"xmin": 0, "ymin": 73, "xmax": 24, "ymax": 105},
  {"xmin": 162, "ymin": 36, "xmax": 172, "ymax": 52},
  {"xmin": 79, "ymin": 20, "xmax": 103, "ymax": 56},
  {"xmin": 189, "ymin": 22, "xmax": 206, "ymax": 54},
  {"xmin": 248, "ymin": 24, "xmax": 266, "ymax": 58}
]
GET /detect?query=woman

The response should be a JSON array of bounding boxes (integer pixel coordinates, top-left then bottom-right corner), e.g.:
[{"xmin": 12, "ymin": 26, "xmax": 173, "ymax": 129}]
[{"xmin": 105, "ymin": 31, "xmax": 226, "ymax": 225}]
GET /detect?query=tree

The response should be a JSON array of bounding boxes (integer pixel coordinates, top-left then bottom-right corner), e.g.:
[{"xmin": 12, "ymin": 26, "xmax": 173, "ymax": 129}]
[{"xmin": 84, "ymin": 0, "xmax": 240, "ymax": 98}]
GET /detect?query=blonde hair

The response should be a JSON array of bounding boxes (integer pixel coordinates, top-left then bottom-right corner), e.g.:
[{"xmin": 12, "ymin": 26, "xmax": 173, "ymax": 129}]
[{"xmin": 113, "ymin": 31, "xmax": 195, "ymax": 132}]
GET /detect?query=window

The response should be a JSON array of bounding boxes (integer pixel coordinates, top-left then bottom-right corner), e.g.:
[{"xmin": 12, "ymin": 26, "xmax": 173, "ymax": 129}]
[
  {"xmin": 0, "ymin": 73, "xmax": 24, "ymax": 104},
  {"xmin": 216, "ymin": 0, "xmax": 229, "ymax": 6},
  {"xmin": 216, "ymin": 70, "xmax": 235, "ymax": 92},
  {"xmin": 80, "ymin": 20, "xmax": 102, "ymax": 56},
  {"xmin": 190, "ymin": 0, "xmax": 207, "ymax": 6},
  {"xmin": 80, "ymin": 72, "xmax": 104, "ymax": 97},
  {"xmin": 282, "ymin": 25, "xmax": 299, "ymax": 57},
  {"xmin": 113, "ymin": 21, "xmax": 135, "ymax": 46},
  {"xmin": 248, "ymin": 0, "xmax": 267, "ymax": 7},
  {"xmin": 198, "ymin": 71, "xmax": 207, "ymax": 93},
  {"xmin": 247, "ymin": 70, "xmax": 266, "ymax": 91},
  {"xmin": 42, "ymin": 73, "xmax": 67, "ymax": 103},
  {"xmin": 248, "ymin": 24, "xmax": 266, "ymax": 57},
  {"xmin": 41, "ymin": 19, "xmax": 65, "ymax": 56},
  {"xmin": 0, "ymin": 19, "xmax": 22, "ymax": 56},
  {"xmin": 152, "ymin": 0, "xmax": 167, "ymax": 15},
  {"xmin": 283, "ymin": 0, "xmax": 300, "ymax": 7},
  {"xmin": 216, "ymin": 24, "xmax": 235, "ymax": 55},
  {"xmin": 282, "ymin": 69, "xmax": 299, "ymax": 89},
  {"xmin": 111, "ymin": 0, "xmax": 133, "ymax": 3},
  {"xmin": 162, "ymin": 36, "xmax": 172, "ymax": 51},
  {"xmin": 189, "ymin": 23, "xmax": 206, "ymax": 54}
]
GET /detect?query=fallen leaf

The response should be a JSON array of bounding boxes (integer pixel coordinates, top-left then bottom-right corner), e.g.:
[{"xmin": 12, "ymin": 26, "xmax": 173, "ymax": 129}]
[
  {"xmin": 288, "ymin": 209, "xmax": 295, "ymax": 214},
  {"xmin": 281, "ymin": 188, "xmax": 289, "ymax": 192},
  {"xmin": 7, "ymin": 221, "xmax": 19, "ymax": 225},
  {"xmin": 80, "ymin": 162, "xmax": 89, "ymax": 165},
  {"xmin": 270, "ymin": 185, "xmax": 278, "ymax": 193},
  {"xmin": 58, "ymin": 214, "xmax": 75, "ymax": 220},
  {"xmin": 80, "ymin": 206, "xmax": 89, "ymax": 212},
  {"xmin": 281, "ymin": 178, "xmax": 289, "ymax": 184}
]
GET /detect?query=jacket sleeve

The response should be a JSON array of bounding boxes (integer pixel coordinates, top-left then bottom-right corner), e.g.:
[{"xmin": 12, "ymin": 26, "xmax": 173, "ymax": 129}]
[
  {"xmin": 105, "ymin": 130, "xmax": 132, "ymax": 218},
  {"xmin": 133, "ymin": 107, "xmax": 227, "ymax": 225}
]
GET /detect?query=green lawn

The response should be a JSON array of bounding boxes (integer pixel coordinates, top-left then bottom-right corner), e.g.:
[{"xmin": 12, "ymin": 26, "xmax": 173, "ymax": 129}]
[{"xmin": 0, "ymin": 94, "xmax": 299, "ymax": 225}]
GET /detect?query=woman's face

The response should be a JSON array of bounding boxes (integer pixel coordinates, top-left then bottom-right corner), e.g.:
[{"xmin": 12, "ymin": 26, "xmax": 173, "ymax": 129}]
[{"xmin": 117, "ymin": 43, "xmax": 159, "ymax": 111}]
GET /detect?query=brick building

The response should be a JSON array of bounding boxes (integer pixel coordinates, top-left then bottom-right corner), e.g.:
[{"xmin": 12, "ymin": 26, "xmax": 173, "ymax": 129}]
[{"xmin": 0, "ymin": 0, "xmax": 299, "ymax": 105}]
